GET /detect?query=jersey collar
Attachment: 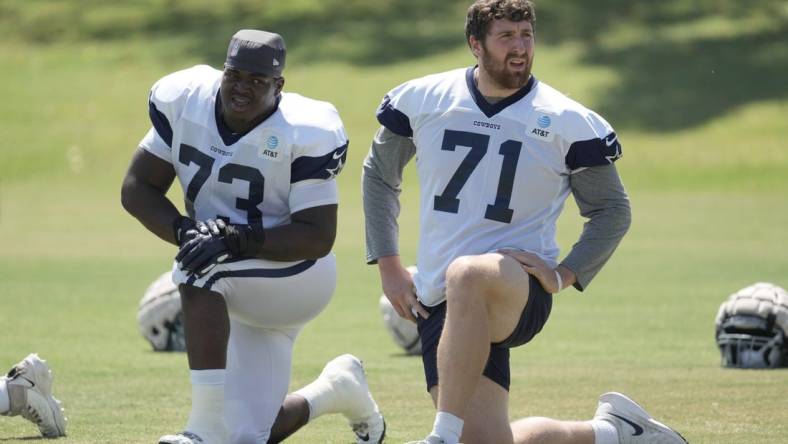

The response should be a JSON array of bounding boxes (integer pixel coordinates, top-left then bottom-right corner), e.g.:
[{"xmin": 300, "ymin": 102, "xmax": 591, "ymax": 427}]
[
  {"xmin": 214, "ymin": 90, "xmax": 282, "ymax": 146},
  {"xmin": 465, "ymin": 66, "xmax": 536, "ymax": 118}
]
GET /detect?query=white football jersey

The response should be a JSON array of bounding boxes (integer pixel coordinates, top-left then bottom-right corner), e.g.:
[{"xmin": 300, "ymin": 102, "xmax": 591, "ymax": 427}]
[
  {"xmin": 377, "ymin": 67, "xmax": 622, "ymax": 306},
  {"xmin": 140, "ymin": 65, "xmax": 348, "ymax": 230}
]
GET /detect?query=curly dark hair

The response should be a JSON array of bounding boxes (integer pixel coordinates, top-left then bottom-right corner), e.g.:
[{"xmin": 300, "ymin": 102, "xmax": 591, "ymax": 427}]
[{"xmin": 465, "ymin": 0, "xmax": 536, "ymax": 46}]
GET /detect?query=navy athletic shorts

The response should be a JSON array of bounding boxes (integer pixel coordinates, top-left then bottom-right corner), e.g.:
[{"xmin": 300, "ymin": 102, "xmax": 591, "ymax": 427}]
[{"xmin": 416, "ymin": 273, "xmax": 553, "ymax": 392}]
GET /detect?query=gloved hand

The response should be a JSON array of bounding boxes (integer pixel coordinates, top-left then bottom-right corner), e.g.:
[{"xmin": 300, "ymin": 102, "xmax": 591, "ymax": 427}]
[
  {"xmin": 223, "ymin": 223, "xmax": 266, "ymax": 257},
  {"xmin": 175, "ymin": 219, "xmax": 265, "ymax": 277},
  {"xmin": 172, "ymin": 216, "xmax": 199, "ymax": 246},
  {"xmin": 176, "ymin": 232, "xmax": 230, "ymax": 277}
]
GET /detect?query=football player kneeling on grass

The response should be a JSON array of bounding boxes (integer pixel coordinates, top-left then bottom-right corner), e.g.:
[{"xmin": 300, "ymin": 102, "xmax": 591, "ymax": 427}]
[
  {"xmin": 122, "ymin": 29, "xmax": 384, "ymax": 444},
  {"xmin": 0, "ymin": 354, "xmax": 66, "ymax": 438},
  {"xmin": 364, "ymin": 1, "xmax": 687, "ymax": 443}
]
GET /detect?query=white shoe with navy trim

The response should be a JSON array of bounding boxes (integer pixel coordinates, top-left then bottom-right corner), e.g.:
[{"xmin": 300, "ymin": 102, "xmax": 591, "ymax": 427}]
[{"xmin": 594, "ymin": 392, "xmax": 688, "ymax": 444}]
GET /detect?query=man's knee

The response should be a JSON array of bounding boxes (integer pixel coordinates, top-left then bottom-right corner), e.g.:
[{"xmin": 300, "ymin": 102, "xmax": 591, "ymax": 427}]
[
  {"xmin": 179, "ymin": 284, "xmax": 225, "ymax": 312},
  {"xmin": 445, "ymin": 254, "xmax": 524, "ymax": 310},
  {"xmin": 445, "ymin": 255, "xmax": 499, "ymax": 293}
]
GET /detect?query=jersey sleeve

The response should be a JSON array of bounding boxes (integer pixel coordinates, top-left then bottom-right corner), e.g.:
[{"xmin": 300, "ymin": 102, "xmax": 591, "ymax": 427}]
[
  {"xmin": 561, "ymin": 108, "xmax": 622, "ymax": 173},
  {"xmin": 375, "ymin": 81, "xmax": 418, "ymax": 138},
  {"xmin": 138, "ymin": 127, "xmax": 172, "ymax": 162},
  {"xmin": 288, "ymin": 102, "xmax": 348, "ymax": 213},
  {"xmin": 140, "ymin": 65, "xmax": 214, "ymax": 163}
]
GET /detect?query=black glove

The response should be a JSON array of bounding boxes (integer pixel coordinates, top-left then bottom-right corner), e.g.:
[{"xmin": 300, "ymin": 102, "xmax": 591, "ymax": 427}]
[
  {"xmin": 172, "ymin": 216, "xmax": 201, "ymax": 247},
  {"xmin": 223, "ymin": 223, "xmax": 266, "ymax": 258},
  {"xmin": 176, "ymin": 233, "xmax": 230, "ymax": 276},
  {"xmin": 174, "ymin": 220, "xmax": 265, "ymax": 277}
]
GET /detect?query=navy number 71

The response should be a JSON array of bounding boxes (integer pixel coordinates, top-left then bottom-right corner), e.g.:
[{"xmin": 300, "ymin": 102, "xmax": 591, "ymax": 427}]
[{"xmin": 433, "ymin": 130, "xmax": 522, "ymax": 224}]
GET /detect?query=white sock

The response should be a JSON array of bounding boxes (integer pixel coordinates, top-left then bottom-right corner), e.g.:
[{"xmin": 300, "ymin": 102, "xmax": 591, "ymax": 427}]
[
  {"xmin": 185, "ymin": 369, "xmax": 227, "ymax": 436},
  {"xmin": 430, "ymin": 411, "xmax": 464, "ymax": 444},
  {"xmin": 293, "ymin": 378, "xmax": 334, "ymax": 421},
  {"xmin": 591, "ymin": 419, "xmax": 619, "ymax": 444},
  {"xmin": 0, "ymin": 379, "xmax": 9, "ymax": 414}
]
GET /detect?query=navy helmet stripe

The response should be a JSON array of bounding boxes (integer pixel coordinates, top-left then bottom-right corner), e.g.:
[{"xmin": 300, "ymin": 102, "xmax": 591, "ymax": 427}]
[
  {"xmin": 204, "ymin": 259, "xmax": 317, "ymax": 290},
  {"xmin": 290, "ymin": 142, "xmax": 348, "ymax": 183},
  {"xmin": 565, "ymin": 132, "xmax": 622, "ymax": 170},
  {"xmin": 376, "ymin": 95, "xmax": 413, "ymax": 137},
  {"xmin": 148, "ymin": 99, "xmax": 173, "ymax": 147}
]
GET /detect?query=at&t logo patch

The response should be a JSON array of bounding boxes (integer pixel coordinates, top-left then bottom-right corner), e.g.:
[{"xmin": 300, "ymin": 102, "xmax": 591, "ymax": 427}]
[
  {"xmin": 266, "ymin": 135, "xmax": 279, "ymax": 150},
  {"xmin": 259, "ymin": 132, "xmax": 283, "ymax": 161},
  {"xmin": 527, "ymin": 113, "xmax": 555, "ymax": 142}
]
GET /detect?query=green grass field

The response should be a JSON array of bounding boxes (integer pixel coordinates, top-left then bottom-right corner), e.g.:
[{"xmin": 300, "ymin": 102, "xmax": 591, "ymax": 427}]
[{"xmin": 1, "ymin": 1, "xmax": 787, "ymax": 442}]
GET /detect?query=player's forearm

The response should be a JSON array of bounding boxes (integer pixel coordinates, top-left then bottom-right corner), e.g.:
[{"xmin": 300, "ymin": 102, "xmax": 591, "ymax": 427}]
[
  {"xmin": 121, "ymin": 177, "xmax": 182, "ymax": 245},
  {"xmin": 555, "ymin": 265, "xmax": 577, "ymax": 291},
  {"xmin": 560, "ymin": 207, "xmax": 630, "ymax": 290},
  {"xmin": 377, "ymin": 255, "xmax": 405, "ymax": 273},
  {"xmin": 252, "ymin": 221, "xmax": 335, "ymax": 261},
  {"xmin": 562, "ymin": 164, "xmax": 631, "ymax": 290}
]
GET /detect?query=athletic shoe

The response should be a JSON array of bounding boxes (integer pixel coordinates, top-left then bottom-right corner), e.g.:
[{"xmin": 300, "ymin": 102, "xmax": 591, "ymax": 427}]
[
  {"xmin": 404, "ymin": 435, "xmax": 446, "ymax": 444},
  {"xmin": 318, "ymin": 354, "xmax": 386, "ymax": 443},
  {"xmin": 159, "ymin": 431, "xmax": 206, "ymax": 444},
  {"xmin": 2, "ymin": 353, "xmax": 66, "ymax": 437},
  {"xmin": 595, "ymin": 392, "xmax": 688, "ymax": 444}
]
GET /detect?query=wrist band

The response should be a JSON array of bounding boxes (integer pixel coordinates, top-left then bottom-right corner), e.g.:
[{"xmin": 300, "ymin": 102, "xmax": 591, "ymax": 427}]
[{"xmin": 554, "ymin": 269, "xmax": 563, "ymax": 293}]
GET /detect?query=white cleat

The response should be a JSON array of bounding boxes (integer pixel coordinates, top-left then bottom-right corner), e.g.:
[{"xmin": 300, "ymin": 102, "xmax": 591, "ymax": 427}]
[
  {"xmin": 318, "ymin": 354, "xmax": 386, "ymax": 443},
  {"xmin": 595, "ymin": 392, "xmax": 688, "ymax": 444},
  {"xmin": 159, "ymin": 431, "xmax": 205, "ymax": 444},
  {"xmin": 404, "ymin": 435, "xmax": 446, "ymax": 444},
  {"xmin": 2, "ymin": 353, "xmax": 66, "ymax": 438}
]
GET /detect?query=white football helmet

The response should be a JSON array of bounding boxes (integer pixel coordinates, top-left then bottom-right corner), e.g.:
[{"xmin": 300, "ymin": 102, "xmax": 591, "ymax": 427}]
[
  {"xmin": 137, "ymin": 271, "xmax": 186, "ymax": 352},
  {"xmin": 379, "ymin": 295, "xmax": 421, "ymax": 355},
  {"xmin": 715, "ymin": 282, "xmax": 788, "ymax": 368}
]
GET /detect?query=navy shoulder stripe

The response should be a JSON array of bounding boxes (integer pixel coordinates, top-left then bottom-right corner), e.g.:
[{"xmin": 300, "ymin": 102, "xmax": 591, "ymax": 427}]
[
  {"xmin": 148, "ymin": 99, "xmax": 173, "ymax": 147},
  {"xmin": 291, "ymin": 142, "xmax": 348, "ymax": 183},
  {"xmin": 376, "ymin": 95, "xmax": 413, "ymax": 137},
  {"xmin": 565, "ymin": 132, "xmax": 622, "ymax": 170}
]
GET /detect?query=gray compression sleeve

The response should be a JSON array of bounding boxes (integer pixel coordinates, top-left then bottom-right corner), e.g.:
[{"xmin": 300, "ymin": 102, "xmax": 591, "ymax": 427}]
[
  {"xmin": 362, "ymin": 126, "xmax": 416, "ymax": 264},
  {"xmin": 560, "ymin": 164, "xmax": 632, "ymax": 291}
]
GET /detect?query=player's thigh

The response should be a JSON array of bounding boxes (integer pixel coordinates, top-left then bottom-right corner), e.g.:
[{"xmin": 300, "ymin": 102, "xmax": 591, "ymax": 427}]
[
  {"xmin": 220, "ymin": 254, "xmax": 337, "ymax": 328},
  {"xmin": 446, "ymin": 253, "xmax": 530, "ymax": 343},
  {"xmin": 429, "ymin": 376, "xmax": 513, "ymax": 444},
  {"xmin": 225, "ymin": 320, "xmax": 300, "ymax": 443}
]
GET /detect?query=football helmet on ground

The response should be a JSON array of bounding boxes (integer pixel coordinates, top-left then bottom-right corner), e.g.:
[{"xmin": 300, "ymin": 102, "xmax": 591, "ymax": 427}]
[
  {"xmin": 379, "ymin": 295, "xmax": 421, "ymax": 355},
  {"xmin": 137, "ymin": 271, "xmax": 186, "ymax": 352},
  {"xmin": 715, "ymin": 282, "xmax": 788, "ymax": 368}
]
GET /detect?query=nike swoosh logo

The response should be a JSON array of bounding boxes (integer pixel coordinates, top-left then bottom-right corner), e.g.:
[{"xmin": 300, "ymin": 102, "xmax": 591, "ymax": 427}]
[
  {"xmin": 605, "ymin": 136, "xmax": 618, "ymax": 147},
  {"xmin": 610, "ymin": 413, "xmax": 644, "ymax": 436},
  {"xmin": 333, "ymin": 148, "xmax": 347, "ymax": 160}
]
